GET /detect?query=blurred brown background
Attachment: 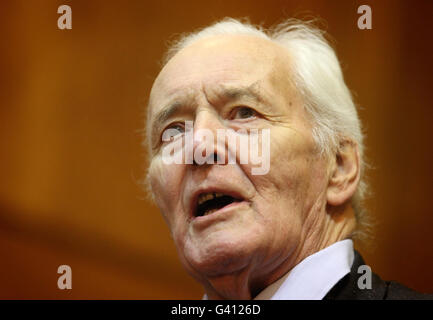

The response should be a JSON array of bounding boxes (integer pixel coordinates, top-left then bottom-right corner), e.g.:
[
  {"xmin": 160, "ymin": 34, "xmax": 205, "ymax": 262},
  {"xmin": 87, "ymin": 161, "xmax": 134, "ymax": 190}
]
[{"xmin": 0, "ymin": 0, "xmax": 432, "ymax": 299}]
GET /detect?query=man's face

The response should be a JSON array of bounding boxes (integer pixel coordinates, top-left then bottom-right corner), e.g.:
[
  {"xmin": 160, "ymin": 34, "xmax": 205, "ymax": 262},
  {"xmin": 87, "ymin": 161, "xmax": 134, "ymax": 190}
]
[{"xmin": 147, "ymin": 35, "xmax": 329, "ymax": 287}]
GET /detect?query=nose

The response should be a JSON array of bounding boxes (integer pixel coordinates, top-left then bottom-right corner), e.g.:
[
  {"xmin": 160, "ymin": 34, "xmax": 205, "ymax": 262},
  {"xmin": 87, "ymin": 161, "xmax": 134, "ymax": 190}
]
[{"xmin": 192, "ymin": 109, "xmax": 228, "ymax": 166}]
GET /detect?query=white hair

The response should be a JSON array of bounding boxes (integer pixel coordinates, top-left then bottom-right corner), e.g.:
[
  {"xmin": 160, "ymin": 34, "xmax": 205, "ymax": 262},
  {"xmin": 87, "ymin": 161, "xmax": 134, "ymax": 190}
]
[{"xmin": 159, "ymin": 18, "xmax": 369, "ymax": 236}]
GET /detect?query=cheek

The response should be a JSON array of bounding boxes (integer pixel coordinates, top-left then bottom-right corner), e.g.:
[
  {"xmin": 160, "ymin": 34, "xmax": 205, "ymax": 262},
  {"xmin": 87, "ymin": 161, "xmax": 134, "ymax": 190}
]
[
  {"xmin": 149, "ymin": 157, "xmax": 185, "ymax": 224},
  {"xmin": 252, "ymin": 132, "xmax": 308, "ymax": 195},
  {"xmin": 249, "ymin": 127, "xmax": 325, "ymax": 220}
]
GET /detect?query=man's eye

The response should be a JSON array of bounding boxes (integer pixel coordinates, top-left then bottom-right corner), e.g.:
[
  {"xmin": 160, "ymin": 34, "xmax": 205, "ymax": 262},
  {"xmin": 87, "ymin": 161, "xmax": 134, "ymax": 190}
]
[
  {"xmin": 161, "ymin": 123, "xmax": 185, "ymax": 142},
  {"xmin": 231, "ymin": 107, "xmax": 258, "ymax": 120}
]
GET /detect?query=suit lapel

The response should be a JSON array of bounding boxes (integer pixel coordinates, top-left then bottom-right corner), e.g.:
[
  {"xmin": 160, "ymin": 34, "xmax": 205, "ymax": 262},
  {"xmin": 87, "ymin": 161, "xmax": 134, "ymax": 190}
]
[{"xmin": 324, "ymin": 250, "xmax": 387, "ymax": 300}]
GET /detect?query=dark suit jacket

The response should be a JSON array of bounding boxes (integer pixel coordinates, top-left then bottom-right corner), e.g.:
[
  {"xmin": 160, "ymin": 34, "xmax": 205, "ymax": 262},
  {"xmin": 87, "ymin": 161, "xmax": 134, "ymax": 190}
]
[{"xmin": 324, "ymin": 250, "xmax": 433, "ymax": 300}]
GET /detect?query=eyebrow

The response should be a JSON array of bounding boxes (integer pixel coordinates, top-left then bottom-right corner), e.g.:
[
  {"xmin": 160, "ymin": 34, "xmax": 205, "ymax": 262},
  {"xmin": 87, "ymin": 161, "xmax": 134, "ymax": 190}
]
[
  {"xmin": 221, "ymin": 84, "xmax": 265, "ymax": 103},
  {"xmin": 155, "ymin": 101, "xmax": 183, "ymax": 126},
  {"xmin": 150, "ymin": 83, "xmax": 268, "ymax": 144},
  {"xmin": 219, "ymin": 84, "xmax": 273, "ymax": 116}
]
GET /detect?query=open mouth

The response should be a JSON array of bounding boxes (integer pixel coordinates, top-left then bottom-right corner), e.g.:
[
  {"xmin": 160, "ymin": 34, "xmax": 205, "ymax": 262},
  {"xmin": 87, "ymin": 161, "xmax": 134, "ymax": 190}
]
[{"xmin": 194, "ymin": 192, "xmax": 242, "ymax": 217}]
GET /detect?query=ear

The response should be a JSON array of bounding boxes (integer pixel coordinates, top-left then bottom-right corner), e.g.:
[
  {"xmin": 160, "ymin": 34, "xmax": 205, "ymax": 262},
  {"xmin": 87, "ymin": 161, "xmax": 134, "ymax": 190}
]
[{"xmin": 327, "ymin": 140, "xmax": 361, "ymax": 206}]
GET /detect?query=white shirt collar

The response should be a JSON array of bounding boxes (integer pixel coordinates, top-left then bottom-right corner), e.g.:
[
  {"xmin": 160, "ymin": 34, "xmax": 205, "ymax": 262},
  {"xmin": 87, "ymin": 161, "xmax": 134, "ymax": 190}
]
[
  {"xmin": 254, "ymin": 239, "xmax": 354, "ymax": 300},
  {"xmin": 202, "ymin": 239, "xmax": 354, "ymax": 300}
]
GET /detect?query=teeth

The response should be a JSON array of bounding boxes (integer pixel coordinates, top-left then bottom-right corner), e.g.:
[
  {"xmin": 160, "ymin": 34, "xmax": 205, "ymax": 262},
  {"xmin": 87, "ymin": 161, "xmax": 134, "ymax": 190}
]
[
  {"xmin": 198, "ymin": 193, "xmax": 213, "ymax": 205},
  {"xmin": 197, "ymin": 192, "xmax": 225, "ymax": 205},
  {"xmin": 204, "ymin": 208, "xmax": 218, "ymax": 216}
]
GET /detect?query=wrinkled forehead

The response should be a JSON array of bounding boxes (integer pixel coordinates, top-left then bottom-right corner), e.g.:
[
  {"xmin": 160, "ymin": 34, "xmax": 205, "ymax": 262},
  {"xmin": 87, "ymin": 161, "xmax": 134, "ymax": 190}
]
[
  {"xmin": 153, "ymin": 36, "xmax": 291, "ymax": 96},
  {"xmin": 157, "ymin": 36, "xmax": 279, "ymax": 81},
  {"xmin": 146, "ymin": 35, "xmax": 294, "ymax": 131}
]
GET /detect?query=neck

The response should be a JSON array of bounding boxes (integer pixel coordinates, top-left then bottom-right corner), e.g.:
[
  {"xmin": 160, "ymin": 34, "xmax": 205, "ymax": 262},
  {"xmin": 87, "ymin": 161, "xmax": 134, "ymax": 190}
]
[{"xmin": 202, "ymin": 203, "xmax": 356, "ymax": 300}]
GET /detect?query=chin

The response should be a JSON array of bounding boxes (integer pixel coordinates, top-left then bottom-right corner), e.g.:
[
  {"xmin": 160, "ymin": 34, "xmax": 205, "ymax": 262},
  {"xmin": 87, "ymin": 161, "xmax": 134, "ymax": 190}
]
[{"xmin": 182, "ymin": 232, "xmax": 258, "ymax": 277}]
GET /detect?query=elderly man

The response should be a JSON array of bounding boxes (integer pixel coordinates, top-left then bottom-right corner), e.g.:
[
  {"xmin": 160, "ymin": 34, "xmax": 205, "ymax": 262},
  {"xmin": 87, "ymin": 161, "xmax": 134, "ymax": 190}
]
[{"xmin": 145, "ymin": 18, "xmax": 431, "ymax": 300}]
